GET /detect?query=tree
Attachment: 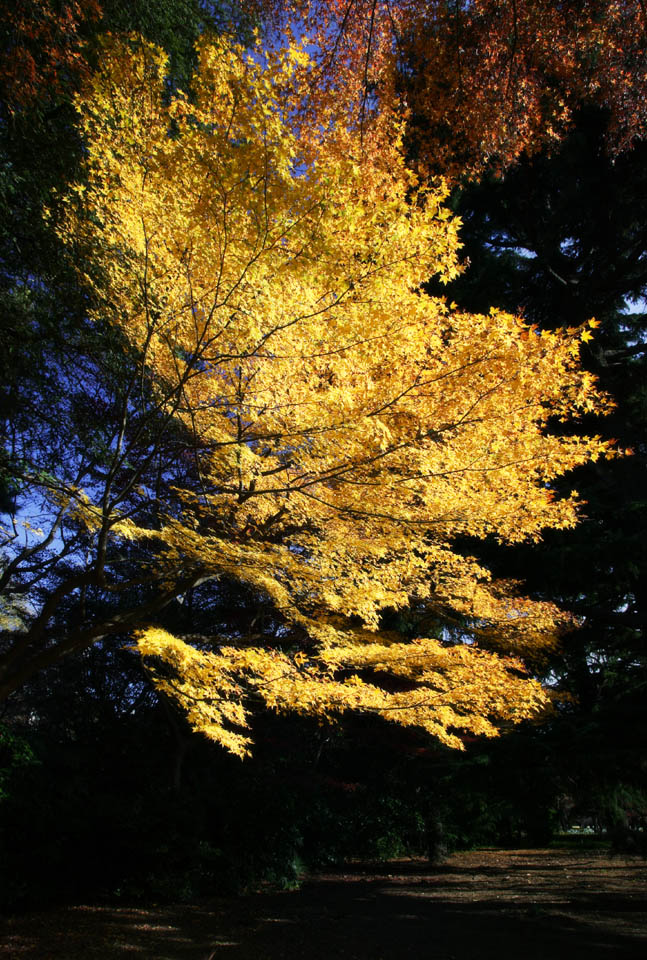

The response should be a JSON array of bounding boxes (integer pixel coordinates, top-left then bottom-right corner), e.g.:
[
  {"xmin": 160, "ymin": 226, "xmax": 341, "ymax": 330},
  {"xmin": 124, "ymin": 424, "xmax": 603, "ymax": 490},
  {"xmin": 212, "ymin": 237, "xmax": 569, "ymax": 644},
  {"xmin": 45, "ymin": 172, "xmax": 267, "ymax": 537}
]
[
  {"xmin": 254, "ymin": 1, "xmax": 647, "ymax": 179},
  {"xmin": 0, "ymin": 34, "xmax": 612, "ymax": 755}
]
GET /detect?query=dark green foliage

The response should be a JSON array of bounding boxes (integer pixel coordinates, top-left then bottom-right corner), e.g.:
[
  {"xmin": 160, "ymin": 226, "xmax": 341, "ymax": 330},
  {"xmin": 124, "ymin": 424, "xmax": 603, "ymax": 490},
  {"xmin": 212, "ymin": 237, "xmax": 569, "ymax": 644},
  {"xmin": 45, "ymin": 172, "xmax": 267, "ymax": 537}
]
[
  {"xmin": 0, "ymin": 0, "xmax": 252, "ymax": 513},
  {"xmin": 0, "ymin": 649, "xmax": 388, "ymax": 906},
  {"xmin": 98, "ymin": 1, "xmax": 255, "ymax": 91},
  {"xmin": 0, "ymin": 723, "xmax": 39, "ymax": 802},
  {"xmin": 438, "ymin": 107, "xmax": 647, "ymax": 839}
]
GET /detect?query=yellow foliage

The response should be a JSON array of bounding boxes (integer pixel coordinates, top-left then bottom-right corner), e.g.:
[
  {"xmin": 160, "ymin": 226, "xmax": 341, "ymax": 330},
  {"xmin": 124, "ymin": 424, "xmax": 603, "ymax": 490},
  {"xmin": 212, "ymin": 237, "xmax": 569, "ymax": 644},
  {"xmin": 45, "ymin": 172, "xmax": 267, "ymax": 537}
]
[
  {"xmin": 137, "ymin": 626, "xmax": 549, "ymax": 756},
  {"xmin": 60, "ymin": 34, "xmax": 613, "ymax": 754}
]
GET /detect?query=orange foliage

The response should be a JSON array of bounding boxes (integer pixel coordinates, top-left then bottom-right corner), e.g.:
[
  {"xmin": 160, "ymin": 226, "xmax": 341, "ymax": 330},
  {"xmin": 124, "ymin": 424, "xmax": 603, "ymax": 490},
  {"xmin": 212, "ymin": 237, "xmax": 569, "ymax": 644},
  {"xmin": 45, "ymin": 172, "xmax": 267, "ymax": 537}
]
[
  {"xmin": 0, "ymin": 0, "xmax": 101, "ymax": 111},
  {"xmin": 254, "ymin": 1, "xmax": 647, "ymax": 178}
]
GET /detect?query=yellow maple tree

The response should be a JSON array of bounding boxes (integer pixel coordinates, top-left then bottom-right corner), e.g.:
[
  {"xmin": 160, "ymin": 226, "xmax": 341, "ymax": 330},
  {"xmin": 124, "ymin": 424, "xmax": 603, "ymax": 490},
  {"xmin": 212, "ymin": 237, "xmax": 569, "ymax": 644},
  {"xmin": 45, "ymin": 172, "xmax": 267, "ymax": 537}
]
[{"xmin": 58, "ymin": 33, "xmax": 613, "ymax": 755}]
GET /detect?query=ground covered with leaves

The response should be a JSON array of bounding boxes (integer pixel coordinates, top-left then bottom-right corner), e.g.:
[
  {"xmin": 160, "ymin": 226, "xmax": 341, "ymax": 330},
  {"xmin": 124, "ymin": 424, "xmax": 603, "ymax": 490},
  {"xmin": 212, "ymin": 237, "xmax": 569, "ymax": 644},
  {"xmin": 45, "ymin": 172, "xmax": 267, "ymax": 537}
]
[{"xmin": 2, "ymin": 846, "xmax": 646, "ymax": 958}]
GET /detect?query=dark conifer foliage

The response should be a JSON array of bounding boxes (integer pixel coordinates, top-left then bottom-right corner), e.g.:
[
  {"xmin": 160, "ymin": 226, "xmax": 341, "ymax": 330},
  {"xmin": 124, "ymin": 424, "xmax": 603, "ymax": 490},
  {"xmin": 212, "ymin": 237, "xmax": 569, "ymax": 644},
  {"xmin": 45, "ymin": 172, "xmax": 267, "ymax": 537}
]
[{"xmin": 442, "ymin": 108, "xmax": 647, "ymax": 835}]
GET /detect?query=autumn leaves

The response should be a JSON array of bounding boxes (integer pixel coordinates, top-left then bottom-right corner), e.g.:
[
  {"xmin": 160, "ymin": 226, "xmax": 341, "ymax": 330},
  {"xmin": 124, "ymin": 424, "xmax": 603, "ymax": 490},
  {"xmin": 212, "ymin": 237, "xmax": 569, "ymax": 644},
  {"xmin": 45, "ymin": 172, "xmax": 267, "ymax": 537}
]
[{"xmin": 51, "ymin": 27, "xmax": 614, "ymax": 753}]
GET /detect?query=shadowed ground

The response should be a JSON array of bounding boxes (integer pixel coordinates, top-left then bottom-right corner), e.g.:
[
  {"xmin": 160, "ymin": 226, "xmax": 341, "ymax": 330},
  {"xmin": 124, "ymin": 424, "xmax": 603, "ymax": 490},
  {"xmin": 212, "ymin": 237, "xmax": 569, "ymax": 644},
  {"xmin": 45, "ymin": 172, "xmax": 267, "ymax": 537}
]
[{"xmin": 2, "ymin": 848, "xmax": 646, "ymax": 958}]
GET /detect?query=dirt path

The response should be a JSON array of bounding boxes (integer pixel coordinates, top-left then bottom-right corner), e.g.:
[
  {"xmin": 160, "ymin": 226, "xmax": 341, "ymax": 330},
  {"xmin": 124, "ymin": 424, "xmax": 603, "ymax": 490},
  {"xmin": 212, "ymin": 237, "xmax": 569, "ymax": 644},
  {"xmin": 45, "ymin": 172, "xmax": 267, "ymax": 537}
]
[{"xmin": 2, "ymin": 848, "xmax": 646, "ymax": 959}]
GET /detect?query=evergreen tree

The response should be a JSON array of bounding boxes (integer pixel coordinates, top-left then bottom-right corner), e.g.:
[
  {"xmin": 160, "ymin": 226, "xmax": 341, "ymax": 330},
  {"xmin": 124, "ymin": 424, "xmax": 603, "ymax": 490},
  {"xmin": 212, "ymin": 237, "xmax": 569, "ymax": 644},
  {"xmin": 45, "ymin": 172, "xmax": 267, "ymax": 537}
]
[{"xmin": 442, "ymin": 108, "xmax": 647, "ymax": 834}]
